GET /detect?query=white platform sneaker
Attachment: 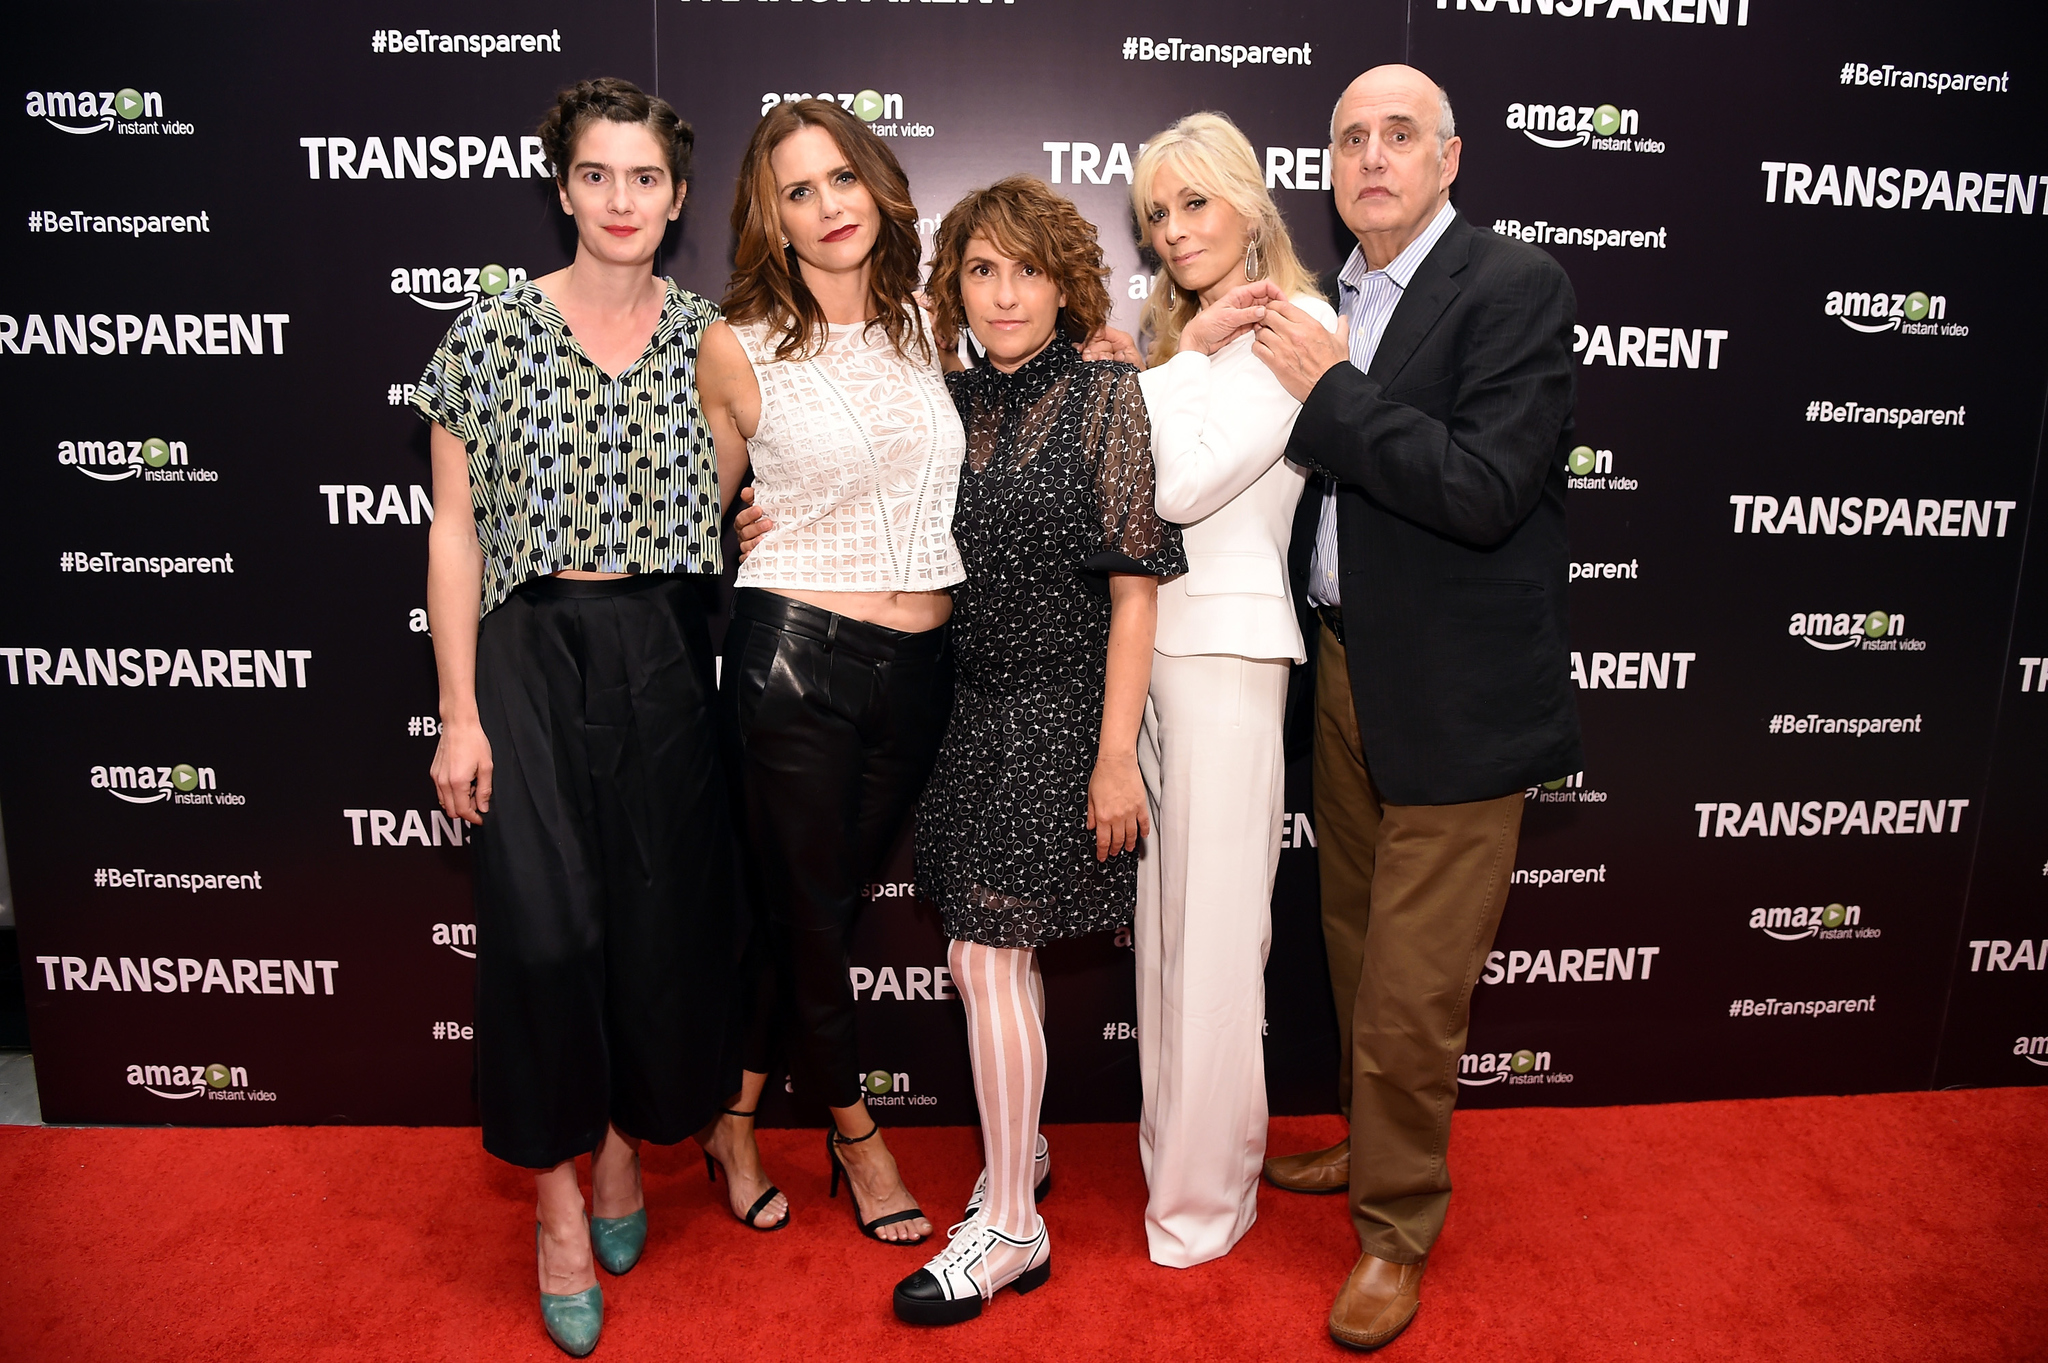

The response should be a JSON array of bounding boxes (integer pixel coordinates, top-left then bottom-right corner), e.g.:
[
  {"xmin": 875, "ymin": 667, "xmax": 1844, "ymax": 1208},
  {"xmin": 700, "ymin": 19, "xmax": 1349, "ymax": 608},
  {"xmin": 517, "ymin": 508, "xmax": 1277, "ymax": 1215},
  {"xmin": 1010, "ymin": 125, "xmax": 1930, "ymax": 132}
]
[
  {"xmin": 891, "ymin": 1211, "xmax": 1051, "ymax": 1325},
  {"xmin": 963, "ymin": 1134, "xmax": 1052, "ymax": 1219}
]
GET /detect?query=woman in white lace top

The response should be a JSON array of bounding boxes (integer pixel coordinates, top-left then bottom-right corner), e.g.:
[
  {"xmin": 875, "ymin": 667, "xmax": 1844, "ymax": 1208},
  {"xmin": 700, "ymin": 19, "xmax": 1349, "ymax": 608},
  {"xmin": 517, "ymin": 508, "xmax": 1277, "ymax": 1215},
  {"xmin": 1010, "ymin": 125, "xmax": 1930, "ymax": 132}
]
[{"xmin": 696, "ymin": 98, "xmax": 960, "ymax": 1247}]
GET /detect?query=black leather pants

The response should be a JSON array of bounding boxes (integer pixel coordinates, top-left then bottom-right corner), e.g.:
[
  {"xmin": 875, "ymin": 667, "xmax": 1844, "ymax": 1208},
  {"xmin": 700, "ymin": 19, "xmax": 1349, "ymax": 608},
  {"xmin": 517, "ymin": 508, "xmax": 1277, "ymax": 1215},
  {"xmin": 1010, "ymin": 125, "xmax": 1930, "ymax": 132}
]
[{"xmin": 719, "ymin": 588, "xmax": 952, "ymax": 1109}]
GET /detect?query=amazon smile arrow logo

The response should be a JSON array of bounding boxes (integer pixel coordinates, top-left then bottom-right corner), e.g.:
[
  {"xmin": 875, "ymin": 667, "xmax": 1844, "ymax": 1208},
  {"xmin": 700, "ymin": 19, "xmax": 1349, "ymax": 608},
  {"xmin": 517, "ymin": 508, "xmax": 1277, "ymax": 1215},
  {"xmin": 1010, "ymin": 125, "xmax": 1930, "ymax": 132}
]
[
  {"xmin": 1506, "ymin": 102, "xmax": 1637, "ymax": 149},
  {"xmin": 1458, "ymin": 1047, "xmax": 1556, "ymax": 1085},
  {"xmin": 25, "ymin": 88, "xmax": 159, "ymax": 133},
  {"xmin": 92, "ymin": 763, "xmax": 215, "ymax": 802},
  {"xmin": 1790, "ymin": 610, "xmax": 1906, "ymax": 650},
  {"xmin": 1751, "ymin": 902, "xmax": 1859, "ymax": 940},
  {"xmin": 389, "ymin": 263, "xmax": 523, "ymax": 309},
  {"xmin": 1825, "ymin": 290, "xmax": 1945, "ymax": 333},
  {"xmin": 128, "ymin": 1061, "xmax": 249, "ymax": 1098}
]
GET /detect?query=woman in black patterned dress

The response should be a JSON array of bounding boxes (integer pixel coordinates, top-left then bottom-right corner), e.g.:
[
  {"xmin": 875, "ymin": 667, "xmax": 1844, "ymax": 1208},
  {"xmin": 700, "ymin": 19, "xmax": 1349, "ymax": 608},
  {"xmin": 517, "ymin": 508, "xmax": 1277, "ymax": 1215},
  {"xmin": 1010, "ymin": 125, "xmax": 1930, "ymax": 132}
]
[{"xmin": 890, "ymin": 176, "xmax": 1186, "ymax": 1325}]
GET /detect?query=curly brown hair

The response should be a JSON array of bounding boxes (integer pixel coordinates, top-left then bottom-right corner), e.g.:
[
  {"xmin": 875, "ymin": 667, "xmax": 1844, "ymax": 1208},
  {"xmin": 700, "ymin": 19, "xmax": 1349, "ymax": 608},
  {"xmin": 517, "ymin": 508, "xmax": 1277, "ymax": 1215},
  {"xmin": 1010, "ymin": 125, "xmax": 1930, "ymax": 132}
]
[
  {"xmin": 537, "ymin": 77, "xmax": 692, "ymax": 190},
  {"xmin": 721, "ymin": 99, "xmax": 927, "ymax": 364},
  {"xmin": 927, "ymin": 176, "xmax": 1111, "ymax": 354}
]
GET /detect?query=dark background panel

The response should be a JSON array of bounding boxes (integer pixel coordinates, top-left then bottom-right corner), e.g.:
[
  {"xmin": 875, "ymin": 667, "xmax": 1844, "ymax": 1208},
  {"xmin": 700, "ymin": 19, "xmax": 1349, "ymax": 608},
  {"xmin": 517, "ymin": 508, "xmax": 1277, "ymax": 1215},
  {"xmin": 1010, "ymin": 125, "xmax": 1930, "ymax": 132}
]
[
  {"xmin": 1, "ymin": 0, "xmax": 2043, "ymax": 1129},
  {"xmin": 1934, "ymin": 412, "xmax": 2048, "ymax": 1090}
]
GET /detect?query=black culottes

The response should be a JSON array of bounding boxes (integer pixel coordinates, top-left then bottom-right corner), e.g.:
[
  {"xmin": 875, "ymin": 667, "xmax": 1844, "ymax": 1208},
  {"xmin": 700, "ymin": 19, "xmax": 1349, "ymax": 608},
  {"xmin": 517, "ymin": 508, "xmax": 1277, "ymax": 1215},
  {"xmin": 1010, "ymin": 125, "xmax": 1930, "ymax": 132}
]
[
  {"xmin": 472, "ymin": 573, "xmax": 740, "ymax": 1169},
  {"xmin": 720, "ymin": 588, "xmax": 951, "ymax": 1110}
]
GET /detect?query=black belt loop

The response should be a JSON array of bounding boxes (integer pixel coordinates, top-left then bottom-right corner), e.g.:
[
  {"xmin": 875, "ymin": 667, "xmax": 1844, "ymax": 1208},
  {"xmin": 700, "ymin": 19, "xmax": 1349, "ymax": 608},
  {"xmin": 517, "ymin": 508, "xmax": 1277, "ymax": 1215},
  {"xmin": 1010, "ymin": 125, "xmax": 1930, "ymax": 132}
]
[{"xmin": 824, "ymin": 615, "xmax": 840, "ymax": 653}]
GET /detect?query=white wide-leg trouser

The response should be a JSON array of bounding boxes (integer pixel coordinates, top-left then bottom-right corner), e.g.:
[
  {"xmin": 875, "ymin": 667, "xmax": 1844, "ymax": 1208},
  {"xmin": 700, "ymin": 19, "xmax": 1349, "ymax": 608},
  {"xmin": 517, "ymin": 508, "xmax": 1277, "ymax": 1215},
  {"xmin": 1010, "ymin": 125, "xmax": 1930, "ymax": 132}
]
[{"xmin": 1135, "ymin": 651, "xmax": 1288, "ymax": 1268}]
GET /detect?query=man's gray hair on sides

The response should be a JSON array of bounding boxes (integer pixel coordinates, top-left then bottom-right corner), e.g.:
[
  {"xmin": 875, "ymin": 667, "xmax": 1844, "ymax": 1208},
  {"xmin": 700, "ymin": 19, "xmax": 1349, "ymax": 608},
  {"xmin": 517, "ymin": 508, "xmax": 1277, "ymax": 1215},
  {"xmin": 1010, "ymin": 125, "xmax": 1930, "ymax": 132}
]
[{"xmin": 1328, "ymin": 83, "xmax": 1457, "ymax": 152}]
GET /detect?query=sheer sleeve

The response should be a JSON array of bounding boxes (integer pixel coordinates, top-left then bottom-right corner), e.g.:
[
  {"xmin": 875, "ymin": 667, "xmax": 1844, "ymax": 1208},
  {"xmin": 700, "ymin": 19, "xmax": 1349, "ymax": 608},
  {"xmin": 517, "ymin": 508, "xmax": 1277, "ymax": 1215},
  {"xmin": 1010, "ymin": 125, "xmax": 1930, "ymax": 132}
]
[
  {"xmin": 411, "ymin": 310, "xmax": 487, "ymax": 450},
  {"xmin": 1082, "ymin": 366, "xmax": 1187, "ymax": 578}
]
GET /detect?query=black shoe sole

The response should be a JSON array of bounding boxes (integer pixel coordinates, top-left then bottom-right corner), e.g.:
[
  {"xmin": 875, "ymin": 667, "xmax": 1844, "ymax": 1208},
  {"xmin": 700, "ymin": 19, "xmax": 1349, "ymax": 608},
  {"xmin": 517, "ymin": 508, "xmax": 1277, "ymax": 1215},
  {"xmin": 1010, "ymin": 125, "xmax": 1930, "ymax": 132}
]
[{"xmin": 894, "ymin": 1260, "xmax": 1051, "ymax": 1326}]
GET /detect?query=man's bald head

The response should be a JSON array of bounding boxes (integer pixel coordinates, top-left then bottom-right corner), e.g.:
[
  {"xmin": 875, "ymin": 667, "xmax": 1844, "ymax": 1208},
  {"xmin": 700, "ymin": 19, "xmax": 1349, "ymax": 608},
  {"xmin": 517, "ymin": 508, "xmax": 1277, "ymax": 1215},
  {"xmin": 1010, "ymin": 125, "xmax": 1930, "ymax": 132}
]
[
  {"xmin": 1331, "ymin": 65, "xmax": 1456, "ymax": 153},
  {"xmin": 1325, "ymin": 63, "xmax": 1463, "ymax": 269}
]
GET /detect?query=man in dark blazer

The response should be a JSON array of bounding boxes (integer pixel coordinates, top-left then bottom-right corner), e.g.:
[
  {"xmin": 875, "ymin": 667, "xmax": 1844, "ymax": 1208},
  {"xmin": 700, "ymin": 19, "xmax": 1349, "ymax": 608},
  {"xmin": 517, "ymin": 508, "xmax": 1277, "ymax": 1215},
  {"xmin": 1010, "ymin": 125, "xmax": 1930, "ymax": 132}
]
[{"xmin": 1250, "ymin": 64, "xmax": 1582, "ymax": 1350}]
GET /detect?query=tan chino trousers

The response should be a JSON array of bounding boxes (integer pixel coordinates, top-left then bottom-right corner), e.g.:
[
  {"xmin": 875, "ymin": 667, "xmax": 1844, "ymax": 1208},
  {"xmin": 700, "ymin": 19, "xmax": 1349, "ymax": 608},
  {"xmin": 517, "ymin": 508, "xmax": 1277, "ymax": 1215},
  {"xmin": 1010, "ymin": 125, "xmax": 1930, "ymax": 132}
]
[{"xmin": 1312, "ymin": 622, "xmax": 1523, "ymax": 1264}]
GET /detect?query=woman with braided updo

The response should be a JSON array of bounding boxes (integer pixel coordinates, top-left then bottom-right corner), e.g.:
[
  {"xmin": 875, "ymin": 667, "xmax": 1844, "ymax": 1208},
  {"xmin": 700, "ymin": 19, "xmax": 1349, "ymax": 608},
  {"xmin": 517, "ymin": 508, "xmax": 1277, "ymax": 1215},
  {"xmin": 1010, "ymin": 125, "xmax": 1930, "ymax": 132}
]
[{"xmin": 416, "ymin": 78, "xmax": 769, "ymax": 1357}]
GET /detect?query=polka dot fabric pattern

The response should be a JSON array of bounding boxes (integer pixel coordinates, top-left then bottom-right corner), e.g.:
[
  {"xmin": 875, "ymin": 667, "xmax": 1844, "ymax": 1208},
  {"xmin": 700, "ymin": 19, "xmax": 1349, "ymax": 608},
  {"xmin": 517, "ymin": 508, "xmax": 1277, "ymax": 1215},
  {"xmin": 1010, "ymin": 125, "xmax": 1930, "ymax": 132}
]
[
  {"xmin": 729, "ymin": 313, "xmax": 966, "ymax": 593},
  {"xmin": 915, "ymin": 336, "xmax": 1187, "ymax": 949},
  {"xmin": 412, "ymin": 280, "xmax": 722, "ymax": 615}
]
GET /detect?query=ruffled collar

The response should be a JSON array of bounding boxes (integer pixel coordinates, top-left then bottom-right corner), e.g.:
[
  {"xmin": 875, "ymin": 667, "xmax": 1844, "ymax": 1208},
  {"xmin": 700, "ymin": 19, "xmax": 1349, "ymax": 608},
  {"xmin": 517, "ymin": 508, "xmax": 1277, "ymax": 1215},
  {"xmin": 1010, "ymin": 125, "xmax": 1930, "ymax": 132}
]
[
  {"xmin": 511, "ymin": 277, "xmax": 688, "ymax": 383},
  {"xmin": 962, "ymin": 331, "xmax": 1080, "ymax": 404}
]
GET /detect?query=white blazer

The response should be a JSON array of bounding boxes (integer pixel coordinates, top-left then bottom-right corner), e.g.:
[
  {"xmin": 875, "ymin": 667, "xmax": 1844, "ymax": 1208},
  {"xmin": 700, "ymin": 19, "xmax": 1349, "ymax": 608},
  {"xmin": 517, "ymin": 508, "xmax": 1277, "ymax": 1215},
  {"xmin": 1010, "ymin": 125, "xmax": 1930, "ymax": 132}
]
[{"xmin": 1138, "ymin": 293, "xmax": 1340, "ymax": 664}]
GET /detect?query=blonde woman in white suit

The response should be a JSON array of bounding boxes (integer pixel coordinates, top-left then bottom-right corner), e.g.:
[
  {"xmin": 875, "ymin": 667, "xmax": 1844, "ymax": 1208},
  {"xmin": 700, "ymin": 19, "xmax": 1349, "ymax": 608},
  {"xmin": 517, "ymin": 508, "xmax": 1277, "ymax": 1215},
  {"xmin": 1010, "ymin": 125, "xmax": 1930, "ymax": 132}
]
[{"xmin": 1130, "ymin": 112, "xmax": 1340, "ymax": 1268}]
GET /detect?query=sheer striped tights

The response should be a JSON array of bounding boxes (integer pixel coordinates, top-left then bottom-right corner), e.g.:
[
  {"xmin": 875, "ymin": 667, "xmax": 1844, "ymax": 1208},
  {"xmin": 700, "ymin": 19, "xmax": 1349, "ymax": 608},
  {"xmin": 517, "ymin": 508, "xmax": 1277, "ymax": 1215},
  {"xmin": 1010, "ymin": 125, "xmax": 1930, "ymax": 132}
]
[{"xmin": 950, "ymin": 939, "xmax": 1047, "ymax": 1269}]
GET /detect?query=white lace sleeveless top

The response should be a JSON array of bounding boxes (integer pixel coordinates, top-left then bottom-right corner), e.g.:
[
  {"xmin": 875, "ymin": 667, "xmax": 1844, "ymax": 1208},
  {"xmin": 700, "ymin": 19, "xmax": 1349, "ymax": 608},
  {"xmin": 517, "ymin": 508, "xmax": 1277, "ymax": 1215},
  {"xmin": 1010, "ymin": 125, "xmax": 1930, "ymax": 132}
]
[{"xmin": 731, "ymin": 312, "xmax": 966, "ymax": 592}]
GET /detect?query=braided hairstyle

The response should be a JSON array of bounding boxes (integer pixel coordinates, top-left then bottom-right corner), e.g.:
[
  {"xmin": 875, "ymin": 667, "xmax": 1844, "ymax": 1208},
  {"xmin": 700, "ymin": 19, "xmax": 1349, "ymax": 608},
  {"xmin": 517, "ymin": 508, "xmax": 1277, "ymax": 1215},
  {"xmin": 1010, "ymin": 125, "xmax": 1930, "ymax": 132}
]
[{"xmin": 538, "ymin": 77, "xmax": 693, "ymax": 192}]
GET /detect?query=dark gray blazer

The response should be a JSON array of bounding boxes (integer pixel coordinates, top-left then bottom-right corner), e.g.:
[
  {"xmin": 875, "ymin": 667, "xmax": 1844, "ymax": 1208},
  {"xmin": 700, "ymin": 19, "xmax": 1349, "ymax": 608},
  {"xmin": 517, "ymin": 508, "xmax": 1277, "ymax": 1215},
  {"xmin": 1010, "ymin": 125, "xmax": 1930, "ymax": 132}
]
[{"xmin": 1283, "ymin": 212, "xmax": 1583, "ymax": 805}]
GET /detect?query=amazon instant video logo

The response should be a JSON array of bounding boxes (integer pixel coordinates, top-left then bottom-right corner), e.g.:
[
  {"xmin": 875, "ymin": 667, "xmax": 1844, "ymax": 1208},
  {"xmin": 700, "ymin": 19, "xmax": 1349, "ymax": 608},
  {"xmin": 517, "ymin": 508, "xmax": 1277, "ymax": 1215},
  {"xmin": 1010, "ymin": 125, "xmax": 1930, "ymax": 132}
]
[
  {"xmin": 760, "ymin": 89, "xmax": 902, "ymax": 122},
  {"xmin": 1748, "ymin": 901, "xmax": 1878, "ymax": 941},
  {"xmin": 25, "ymin": 87, "xmax": 187, "ymax": 136},
  {"xmin": 1505, "ymin": 101, "xmax": 1662, "ymax": 153},
  {"xmin": 389, "ymin": 264, "xmax": 524, "ymax": 310},
  {"xmin": 90, "ymin": 762, "xmax": 243, "ymax": 806},
  {"xmin": 57, "ymin": 436, "xmax": 203, "ymax": 482},
  {"xmin": 1823, "ymin": 289, "xmax": 1965, "ymax": 337},
  {"xmin": 1787, "ymin": 609, "xmax": 1921, "ymax": 651},
  {"xmin": 125, "ymin": 1061, "xmax": 274, "ymax": 1102},
  {"xmin": 1458, "ymin": 1047, "xmax": 1573, "ymax": 1087}
]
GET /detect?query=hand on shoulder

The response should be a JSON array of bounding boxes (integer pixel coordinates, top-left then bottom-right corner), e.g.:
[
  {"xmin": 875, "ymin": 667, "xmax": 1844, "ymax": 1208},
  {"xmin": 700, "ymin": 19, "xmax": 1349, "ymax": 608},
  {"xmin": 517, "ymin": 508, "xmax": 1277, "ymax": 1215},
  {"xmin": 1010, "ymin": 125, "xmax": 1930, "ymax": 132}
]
[
  {"xmin": 1253, "ymin": 300, "xmax": 1351, "ymax": 403},
  {"xmin": 1179, "ymin": 281, "xmax": 1287, "ymax": 357},
  {"xmin": 1080, "ymin": 325, "xmax": 1140, "ymax": 366},
  {"xmin": 1289, "ymin": 294, "xmax": 1341, "ymax": 331}
]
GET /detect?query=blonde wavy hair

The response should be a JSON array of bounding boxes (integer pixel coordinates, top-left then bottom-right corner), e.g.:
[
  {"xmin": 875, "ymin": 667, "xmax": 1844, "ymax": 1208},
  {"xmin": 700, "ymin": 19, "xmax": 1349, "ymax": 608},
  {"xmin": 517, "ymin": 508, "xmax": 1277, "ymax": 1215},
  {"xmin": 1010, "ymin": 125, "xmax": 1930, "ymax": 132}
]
[{"xmin": 1131, "ymin": 112, "xmax": 1322, "ymax": 366}]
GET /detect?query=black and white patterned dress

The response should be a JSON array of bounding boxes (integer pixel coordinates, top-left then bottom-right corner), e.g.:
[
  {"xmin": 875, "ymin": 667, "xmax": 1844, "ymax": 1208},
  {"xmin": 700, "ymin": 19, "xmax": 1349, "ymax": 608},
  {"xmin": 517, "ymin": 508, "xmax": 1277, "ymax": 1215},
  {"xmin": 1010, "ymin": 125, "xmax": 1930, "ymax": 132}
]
[{"xmin": 915, "ymin": 336, "xmax": 1187, "ymax": 948}]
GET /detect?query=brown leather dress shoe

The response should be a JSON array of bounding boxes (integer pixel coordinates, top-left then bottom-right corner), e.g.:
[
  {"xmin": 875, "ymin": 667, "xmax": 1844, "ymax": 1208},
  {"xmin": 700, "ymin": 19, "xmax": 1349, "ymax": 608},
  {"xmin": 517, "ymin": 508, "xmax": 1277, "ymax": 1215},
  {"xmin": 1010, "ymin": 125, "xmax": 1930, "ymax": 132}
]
[
  {"xmin": 1328, "ymin": 1252, "xmax": 1424, "ymax": 1351},
  {"xmin": 1262, "ymin": 1136, "xmax": 1349, "ymax": 1193}
]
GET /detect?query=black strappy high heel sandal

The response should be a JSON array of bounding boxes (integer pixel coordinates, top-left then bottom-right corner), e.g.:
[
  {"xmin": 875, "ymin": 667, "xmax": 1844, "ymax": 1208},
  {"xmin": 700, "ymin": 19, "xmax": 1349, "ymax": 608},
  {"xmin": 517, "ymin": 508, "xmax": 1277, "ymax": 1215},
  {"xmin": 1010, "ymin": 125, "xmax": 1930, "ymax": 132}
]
[
  {"xmin": 827, "ymin": 1123, "xmax": 929, "ymax": 1246},
  {"xmin": 704, "ymin": 1107, "xmax": 790, "ymax": 1232}
]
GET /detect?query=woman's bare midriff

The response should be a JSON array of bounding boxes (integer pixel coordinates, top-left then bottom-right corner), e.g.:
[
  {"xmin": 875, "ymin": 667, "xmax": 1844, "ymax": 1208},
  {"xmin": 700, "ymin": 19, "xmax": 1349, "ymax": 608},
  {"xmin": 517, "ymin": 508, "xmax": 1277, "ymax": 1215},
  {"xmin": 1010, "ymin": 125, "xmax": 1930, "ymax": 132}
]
[
  {"xmin": 549, "ymin": 575, "xmax": 952, "ymax": 632},
  {"xmin": 764, "ymin": 587, "xmax": 952, "ymax": 634}
]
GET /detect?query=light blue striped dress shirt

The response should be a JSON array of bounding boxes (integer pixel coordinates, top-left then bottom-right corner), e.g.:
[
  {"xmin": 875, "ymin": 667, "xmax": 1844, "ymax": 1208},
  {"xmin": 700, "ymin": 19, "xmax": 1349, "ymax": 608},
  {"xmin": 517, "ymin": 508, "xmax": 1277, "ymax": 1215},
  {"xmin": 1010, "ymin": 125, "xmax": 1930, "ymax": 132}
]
[{"xmin": 1306, "ymin": 201, "xmax": 1460, "ymax": 609}]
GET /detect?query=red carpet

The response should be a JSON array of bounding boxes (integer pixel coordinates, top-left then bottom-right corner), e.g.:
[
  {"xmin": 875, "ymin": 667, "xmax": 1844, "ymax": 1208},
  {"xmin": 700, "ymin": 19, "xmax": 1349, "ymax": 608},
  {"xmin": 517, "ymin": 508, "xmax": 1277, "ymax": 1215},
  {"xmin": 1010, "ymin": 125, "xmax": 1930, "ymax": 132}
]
[{"xmin": 1, "ymin": 1089, "xmax": 2043, "ymax": 1363}]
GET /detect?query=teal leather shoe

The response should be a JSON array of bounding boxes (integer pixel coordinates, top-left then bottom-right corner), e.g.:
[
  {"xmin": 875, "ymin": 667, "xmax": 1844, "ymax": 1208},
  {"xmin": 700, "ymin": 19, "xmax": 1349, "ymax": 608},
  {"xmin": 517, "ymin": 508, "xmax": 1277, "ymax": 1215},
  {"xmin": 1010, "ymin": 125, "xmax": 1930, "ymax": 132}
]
[
  {"xmin": 589, "ymin": 1207, "xmax": 647, "ymax": 1276},
  {"xmin": 537, "ymin": 1223, "xmax": 604, "ymax": 1357},
  {"xmin": 540, "ymin": 1284, "xmax": 603, "ymax": 1357}
]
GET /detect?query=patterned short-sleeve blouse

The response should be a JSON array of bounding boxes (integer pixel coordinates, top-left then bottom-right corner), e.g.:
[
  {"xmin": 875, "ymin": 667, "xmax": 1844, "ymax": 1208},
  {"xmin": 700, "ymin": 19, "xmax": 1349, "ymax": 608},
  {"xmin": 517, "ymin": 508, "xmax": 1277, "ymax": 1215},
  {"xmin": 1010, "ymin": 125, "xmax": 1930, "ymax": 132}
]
[{"xmin": 412, "ymin": 278, "xmax": 722, "ymax": 615}]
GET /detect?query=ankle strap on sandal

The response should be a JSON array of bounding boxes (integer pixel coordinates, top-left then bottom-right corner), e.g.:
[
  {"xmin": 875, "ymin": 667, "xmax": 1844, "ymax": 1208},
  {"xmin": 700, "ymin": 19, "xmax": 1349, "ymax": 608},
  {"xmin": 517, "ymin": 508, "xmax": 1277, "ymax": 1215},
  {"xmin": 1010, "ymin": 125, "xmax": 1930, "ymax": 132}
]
[
  {"xmin": 722, "ymin": 1107, "xmax": 758, "ymax": 1119},
  {"xmin": 832, "ymin": 1122, "xmax": 881, "ymax": 1146}
]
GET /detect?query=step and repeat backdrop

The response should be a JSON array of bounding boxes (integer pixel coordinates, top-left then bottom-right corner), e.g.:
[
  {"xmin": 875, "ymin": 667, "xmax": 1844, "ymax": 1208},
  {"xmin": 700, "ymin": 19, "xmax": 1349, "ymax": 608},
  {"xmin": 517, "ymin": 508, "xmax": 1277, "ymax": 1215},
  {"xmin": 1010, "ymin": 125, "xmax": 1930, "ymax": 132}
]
[{"xmin": 3, "ymin": 1, "xmax": 2043, "ymax": 1128}]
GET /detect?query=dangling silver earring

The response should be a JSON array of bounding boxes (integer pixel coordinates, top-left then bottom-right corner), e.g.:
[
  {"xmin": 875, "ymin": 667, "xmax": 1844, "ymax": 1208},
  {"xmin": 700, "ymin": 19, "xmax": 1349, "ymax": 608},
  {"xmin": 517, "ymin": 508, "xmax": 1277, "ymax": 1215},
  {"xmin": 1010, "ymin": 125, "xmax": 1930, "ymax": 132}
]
[
  {"xmin": 780, "ymin": 235, "xmax": 790, "ymax": 249},
  {"xmin": 1164, "ymin": 277, "xmax": 1177, "ymax": 311},
  {"xmin": 1244, "ymin": 236, "xmax": 1263, "ymax": 281}
]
